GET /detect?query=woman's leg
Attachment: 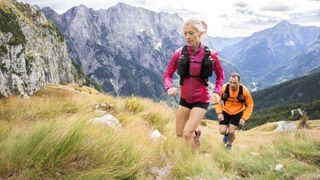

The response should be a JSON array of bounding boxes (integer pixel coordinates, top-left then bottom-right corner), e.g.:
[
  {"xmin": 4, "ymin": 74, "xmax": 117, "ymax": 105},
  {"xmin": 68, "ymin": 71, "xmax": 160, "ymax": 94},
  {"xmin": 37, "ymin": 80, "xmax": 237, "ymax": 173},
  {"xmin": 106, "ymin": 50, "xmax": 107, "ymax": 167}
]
[
  {"xmin": 183, "ymin": 107, "xmax": 206, "ymax": 144},
  {"xmin": 175, "ymin": 105, "xmax": 191, "ymax": 137}
]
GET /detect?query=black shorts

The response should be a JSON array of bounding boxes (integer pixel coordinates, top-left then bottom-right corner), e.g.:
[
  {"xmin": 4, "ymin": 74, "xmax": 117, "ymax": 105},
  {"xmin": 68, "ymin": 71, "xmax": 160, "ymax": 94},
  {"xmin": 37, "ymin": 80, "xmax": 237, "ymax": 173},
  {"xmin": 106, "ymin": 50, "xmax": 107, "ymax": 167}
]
[
  {"xmin": 219, "ymin": 111, "xmax": 244, "ymax": 127},
  {"xmin": 179, "ymin": 98, "xmax": 209, "ymax": 110}
]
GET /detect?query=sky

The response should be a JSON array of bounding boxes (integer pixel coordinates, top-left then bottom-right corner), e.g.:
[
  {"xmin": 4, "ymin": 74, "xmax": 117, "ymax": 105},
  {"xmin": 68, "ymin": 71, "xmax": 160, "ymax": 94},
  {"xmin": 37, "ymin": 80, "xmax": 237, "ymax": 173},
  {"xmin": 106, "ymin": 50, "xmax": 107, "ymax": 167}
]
[{"xmin": 17, "ymin": 0, "xmax": 320, "ymax": 38}]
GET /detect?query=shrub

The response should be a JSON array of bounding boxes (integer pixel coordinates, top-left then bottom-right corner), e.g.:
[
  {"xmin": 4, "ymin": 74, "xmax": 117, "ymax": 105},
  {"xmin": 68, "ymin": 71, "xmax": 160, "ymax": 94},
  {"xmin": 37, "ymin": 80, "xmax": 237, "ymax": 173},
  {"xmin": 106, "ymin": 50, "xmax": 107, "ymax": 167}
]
[
  {"xmin": 143, "ymin": 112, "xmax": 168, "ymax": 132},
  {"xmin": 0, "ymin": 8, "xmax": 26, "ymax": 45},
  {"xmin": 124, "ymin": 97, "xmax": 145, "ymax": 113},
  {"xmin": 0, "ymin": 45, "xmax": 8, "ymax": 55}
]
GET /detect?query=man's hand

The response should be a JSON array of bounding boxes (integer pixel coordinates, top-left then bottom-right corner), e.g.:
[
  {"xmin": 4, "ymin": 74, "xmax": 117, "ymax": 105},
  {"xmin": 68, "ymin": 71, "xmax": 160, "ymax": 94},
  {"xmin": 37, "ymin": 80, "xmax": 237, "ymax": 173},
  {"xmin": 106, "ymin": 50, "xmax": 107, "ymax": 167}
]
[
  {"xmin": 167, "ymin": 87, "xmax": 178, "ymax": 97},
  {"xmin": 239, "ymin": 118, "xmax": 246, "ymax": 126},
  {"xmin": 217, "ymin": 113, "xmax": 224, "ymax": 121}
]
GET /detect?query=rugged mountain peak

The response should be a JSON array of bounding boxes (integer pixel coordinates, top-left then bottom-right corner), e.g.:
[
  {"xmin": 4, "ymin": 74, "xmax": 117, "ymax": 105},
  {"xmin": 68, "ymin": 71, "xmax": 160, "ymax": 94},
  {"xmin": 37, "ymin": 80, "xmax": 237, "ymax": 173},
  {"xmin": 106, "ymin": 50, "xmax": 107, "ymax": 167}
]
[
  {"xmin": 221, "ymin": 19, "xmax": 320, "ymax": 90},
  {"xmin": 275, "ymin": 20, "xmax": 291, "ymax": 28},
  {"xmin": 42, "ymin": 3, "xmax": 187, "ymax": 99}
]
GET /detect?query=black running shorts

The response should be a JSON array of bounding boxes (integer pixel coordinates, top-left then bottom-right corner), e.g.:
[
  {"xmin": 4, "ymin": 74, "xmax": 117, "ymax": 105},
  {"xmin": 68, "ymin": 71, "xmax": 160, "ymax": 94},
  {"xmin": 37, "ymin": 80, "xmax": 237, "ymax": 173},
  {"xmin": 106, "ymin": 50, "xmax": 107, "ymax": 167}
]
[
  {"xmin": 179, "ymin": 98, "xmax": 209, "ymax": 110},
  {"xmin": 219, "ymin": 111, "xmax": 244, "ymax": 127}
]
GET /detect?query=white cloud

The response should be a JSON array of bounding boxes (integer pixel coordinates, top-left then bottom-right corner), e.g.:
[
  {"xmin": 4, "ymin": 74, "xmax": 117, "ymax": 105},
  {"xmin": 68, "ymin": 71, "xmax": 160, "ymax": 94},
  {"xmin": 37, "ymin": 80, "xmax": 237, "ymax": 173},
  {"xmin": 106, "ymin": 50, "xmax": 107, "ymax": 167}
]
[
  {"xmin": 233, "ymin": 2, "xmax": 249, "ymax": 8},
  {"xmin": 260, "ymin": 3, "xmax": 292, "ymax": 12},
  {"xmin": 17, "ymin": 0, "xmax": 320, "ymax": 37}
]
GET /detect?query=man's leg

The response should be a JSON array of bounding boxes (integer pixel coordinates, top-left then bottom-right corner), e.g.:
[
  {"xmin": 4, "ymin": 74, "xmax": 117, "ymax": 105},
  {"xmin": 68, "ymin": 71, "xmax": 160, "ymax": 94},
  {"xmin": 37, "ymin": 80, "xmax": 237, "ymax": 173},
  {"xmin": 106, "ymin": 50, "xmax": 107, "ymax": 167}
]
[
  {"xmin": 175, "ymin": 105, "xmax": 191, "ymax": 137},
  {"xmin": 227, "ymin": 111, "xmax": 243, "ymax": 145},
  {"xmin": 219, "ymin": 125, "xmax": 229, "ymax": 144},
  {"xmin": 219, "ymin": 112, "xmax": 230, "ymax": 144},
  {"xmin": 219, "ymin": 125, "xmax": 228, "ymax": 135},
  {"xmin": 227, "ymin": 124, "xmax": 238, "ymax": 144}
]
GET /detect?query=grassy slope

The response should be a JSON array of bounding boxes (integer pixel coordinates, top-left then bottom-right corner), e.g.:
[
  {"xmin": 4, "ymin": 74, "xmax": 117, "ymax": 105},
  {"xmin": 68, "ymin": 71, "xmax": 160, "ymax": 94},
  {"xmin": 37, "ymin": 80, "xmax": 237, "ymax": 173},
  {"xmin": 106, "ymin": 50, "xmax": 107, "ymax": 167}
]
[{"xmin": 0, "ymin": 84, "xmax": 319, "ymax": 179}]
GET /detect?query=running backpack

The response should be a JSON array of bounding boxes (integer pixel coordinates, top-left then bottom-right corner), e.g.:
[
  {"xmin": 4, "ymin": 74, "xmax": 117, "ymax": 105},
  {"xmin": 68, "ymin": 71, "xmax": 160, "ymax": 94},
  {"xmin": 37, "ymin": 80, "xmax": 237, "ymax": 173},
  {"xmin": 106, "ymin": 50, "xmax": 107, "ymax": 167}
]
[
  {"xmin": 177, "ymin": 45, "xmax": 213, "ymax": 86},
  {"xmin": 222, "ymin": 84, "xmax": 245, "ymax": 103}
]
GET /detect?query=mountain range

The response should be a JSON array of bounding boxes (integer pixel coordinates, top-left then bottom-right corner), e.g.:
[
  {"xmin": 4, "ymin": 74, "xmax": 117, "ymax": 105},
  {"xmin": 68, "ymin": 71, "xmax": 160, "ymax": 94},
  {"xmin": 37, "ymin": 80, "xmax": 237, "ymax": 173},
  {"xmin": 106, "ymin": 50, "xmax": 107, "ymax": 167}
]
[
  {"xmin": 42, "ymin": 3, "xmax": 240, "ymax": 100},
  {"xmin": 42, "ymin": 3, "xmax": 184, "ymax": 100},
  {"xmin": 259, "ymin": 34, "xmax": 320, "ymax": 87},
  {"xmin": 2, "ymin": 0, "xmax": 320, "ymax": 105},
  {"xmin": 207, "ymin": 36, "xmax": 244, "ymax": 51},
  {"xmin": 221, "ymin": 20, "xmax": 320, "ymax": 90}
]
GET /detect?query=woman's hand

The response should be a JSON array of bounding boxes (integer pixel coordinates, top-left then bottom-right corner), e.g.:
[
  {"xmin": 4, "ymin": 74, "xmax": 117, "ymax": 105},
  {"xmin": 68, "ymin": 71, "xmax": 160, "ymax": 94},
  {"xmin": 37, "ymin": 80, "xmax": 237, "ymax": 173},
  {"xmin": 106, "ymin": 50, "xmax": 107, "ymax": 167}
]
[
  {"xmin": 167, "ymin": 87, "xmax": 178, "ymax": 96},
  {"xmin": 212, "ymin": 92, "xmax": 221, "ymax": 104}
]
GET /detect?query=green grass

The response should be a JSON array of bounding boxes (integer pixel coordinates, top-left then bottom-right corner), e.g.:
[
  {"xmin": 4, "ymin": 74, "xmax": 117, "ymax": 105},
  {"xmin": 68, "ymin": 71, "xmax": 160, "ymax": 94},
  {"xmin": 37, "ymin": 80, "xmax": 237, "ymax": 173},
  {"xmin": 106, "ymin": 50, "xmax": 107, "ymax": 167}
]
[
  {"xmin": 0, "ymin": 96, "xmax": 80, "ymax": 123},
  {"xmin": 124, "ymin": 97, "xmax": 146, "ymax": 113},
  {"xmin": 274, "ymin": 132, "xmax": 320, "ymax": 167},
  {"xmin": 0, "ymin": 85, "xmax": 319, "ymax": 179},
  {"xmin": 143, "ymin": 111, "xmax": 170, "ymax": 133},
  {"xmin": 0, "ymin": 119, "xmax": 153, "ymax": 179}
]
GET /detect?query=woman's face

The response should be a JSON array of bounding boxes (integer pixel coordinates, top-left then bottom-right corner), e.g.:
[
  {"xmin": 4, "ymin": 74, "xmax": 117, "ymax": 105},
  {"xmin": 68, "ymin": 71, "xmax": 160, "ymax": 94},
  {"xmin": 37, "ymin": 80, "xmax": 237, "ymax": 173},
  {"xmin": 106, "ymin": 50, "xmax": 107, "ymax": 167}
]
[{"xmin": 183, "ymin": 25, "xmax": 202, "ymax": 49}]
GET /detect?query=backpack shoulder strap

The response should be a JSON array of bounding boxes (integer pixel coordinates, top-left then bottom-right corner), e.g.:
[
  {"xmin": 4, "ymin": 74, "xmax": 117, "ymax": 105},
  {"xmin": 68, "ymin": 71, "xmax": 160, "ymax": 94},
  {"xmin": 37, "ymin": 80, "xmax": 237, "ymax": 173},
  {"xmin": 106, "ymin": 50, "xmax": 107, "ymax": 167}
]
[
  {"xmin": 237, "ymin": 85, "xmax": 246, "ymax": 103},
  {"xmin": 239, "ymin": 85, "xmax": 243, "ymax": 96},
  {"xmin": 203, "ymin": 46, "xmax": 211, "ymax": 58},
  {"xmin": 199, "ymin": 46, "xmax": 213, "ymax": 86},
  {"xmin": 225, "ymin": 84, "xmax": 230, "ymax": 95},
  {"xmin": 222, "ymin": 84, "xmax": 230, "ymax": 103},
  {"xmin": 181, "ymin": 45, "xmax": 189, "ymax": 58},
  {"xmin": 179, "ymin": 45, "xmax": 189, "ymax": 86}
]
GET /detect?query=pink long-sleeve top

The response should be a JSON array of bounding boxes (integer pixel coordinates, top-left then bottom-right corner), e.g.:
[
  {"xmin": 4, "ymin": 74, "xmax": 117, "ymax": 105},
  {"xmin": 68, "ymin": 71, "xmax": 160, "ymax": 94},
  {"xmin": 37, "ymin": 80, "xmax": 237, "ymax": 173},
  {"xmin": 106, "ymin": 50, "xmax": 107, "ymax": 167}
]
[{"xmin": 164, "ymin": 44, "xmax": 224, "ymax": 103}]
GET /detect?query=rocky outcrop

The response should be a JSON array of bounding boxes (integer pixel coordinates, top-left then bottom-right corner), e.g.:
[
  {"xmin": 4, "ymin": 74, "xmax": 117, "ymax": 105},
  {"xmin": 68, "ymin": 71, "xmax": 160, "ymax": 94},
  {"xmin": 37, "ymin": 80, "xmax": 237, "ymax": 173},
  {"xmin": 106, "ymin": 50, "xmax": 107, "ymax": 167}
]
[{"xmin": 0, "ymin": 0, "xmax": 88, "ymax": 97}]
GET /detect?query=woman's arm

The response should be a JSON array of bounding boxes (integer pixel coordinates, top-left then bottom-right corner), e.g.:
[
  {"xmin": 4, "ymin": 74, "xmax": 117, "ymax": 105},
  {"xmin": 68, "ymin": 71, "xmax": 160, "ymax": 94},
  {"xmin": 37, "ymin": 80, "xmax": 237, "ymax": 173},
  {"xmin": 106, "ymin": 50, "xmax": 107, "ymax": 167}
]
[
  {"xmin": 163, "ymin": 49, "xmax": 181, "ymax": 91},
  {"xmin": 212, "ymin": 51, "xmax": 224, "ymax": 95}
]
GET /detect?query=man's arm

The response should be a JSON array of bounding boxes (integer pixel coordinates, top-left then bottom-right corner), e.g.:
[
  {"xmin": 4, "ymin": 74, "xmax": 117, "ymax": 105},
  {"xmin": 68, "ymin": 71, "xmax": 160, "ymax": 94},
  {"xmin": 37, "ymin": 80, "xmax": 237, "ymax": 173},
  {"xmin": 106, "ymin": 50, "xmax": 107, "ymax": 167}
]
[{"xmin": 241, "ymin": 86, "xmax": 254, "ymax": 121}]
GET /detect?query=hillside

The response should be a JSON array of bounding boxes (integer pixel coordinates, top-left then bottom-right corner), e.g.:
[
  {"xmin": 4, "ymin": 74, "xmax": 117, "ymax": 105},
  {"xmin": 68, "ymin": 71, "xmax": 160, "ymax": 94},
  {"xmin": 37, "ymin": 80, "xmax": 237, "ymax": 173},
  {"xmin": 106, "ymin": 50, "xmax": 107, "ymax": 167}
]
[
  {"xmin": 0, "ymin": 0, "xmax": 92, "ymax": 97},
  {"xmin": 0, "ymin": 85, "xmax": 319, "ymax": 179},
  {"xmin": 252, "ymin": 69, "xmax": 320, "ymax": 110},
  {"xmin": 243, "ymin": 70, "xmax": 320, "ymax": 129}
]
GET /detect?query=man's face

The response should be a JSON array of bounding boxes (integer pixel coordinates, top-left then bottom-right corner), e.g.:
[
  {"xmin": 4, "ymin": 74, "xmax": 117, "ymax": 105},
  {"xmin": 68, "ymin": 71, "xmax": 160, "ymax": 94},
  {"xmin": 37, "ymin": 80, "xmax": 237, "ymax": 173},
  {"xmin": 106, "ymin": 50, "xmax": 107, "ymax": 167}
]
[{"xmin": 229, "ymin": 76, "xmax": 239, "ymax": 91}]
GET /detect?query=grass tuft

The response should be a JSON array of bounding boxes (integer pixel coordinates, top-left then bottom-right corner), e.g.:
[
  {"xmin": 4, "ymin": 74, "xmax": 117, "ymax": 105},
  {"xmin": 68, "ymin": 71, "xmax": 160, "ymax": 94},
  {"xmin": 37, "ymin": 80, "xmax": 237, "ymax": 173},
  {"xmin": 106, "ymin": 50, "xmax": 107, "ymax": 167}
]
[{"xmin": 124, "ymin": 97, "xmax": 146, "ymax": 113}]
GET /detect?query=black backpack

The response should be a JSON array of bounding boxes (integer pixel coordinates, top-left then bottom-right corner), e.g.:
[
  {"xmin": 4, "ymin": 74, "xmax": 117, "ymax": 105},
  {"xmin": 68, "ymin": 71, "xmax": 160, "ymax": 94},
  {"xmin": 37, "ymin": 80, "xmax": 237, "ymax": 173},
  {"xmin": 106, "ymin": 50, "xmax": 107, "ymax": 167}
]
[
  {"xmin": 177, "ymin": 45, "xmax": 213, "ymax": 86},
  {"xmin": 222, "ymin": 84, "xmax": 245, "ymax": 103}
]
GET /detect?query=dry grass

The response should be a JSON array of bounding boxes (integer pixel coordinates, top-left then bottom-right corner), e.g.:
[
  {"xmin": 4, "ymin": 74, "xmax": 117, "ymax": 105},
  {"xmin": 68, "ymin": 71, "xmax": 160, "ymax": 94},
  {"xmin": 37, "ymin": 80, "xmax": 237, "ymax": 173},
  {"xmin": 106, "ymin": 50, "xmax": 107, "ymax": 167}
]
[{"xmin": 0, "ymin": 84, "xmax": 319, "ymax": 179}]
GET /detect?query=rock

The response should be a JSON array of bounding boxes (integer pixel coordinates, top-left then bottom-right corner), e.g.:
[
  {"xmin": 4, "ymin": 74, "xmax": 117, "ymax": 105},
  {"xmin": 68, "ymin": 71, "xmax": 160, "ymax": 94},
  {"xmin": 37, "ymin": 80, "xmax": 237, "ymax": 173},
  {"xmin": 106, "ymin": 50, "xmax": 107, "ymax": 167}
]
[
  {"xmin": 92, "ymin": 114, "xmax": 121, "ymax": 128},
  {"xmin": 94, "ymin": 103, "xmax": 113, "ymax": 111},
  {"xmin": 275, "ymin": 164, "xmax": 284, "ymax": 171},
  {"xmin": 150, "ymin": 129, "xmax": 163, "ymax": 139},
  {"xmin": 275, "ymin": 121, "xmax": 297, "ymax": 132},
  {"xmin": 148, "ymin": 164, "xmax": 171, "ymax": 179},
  {"xmin": 250, "ymin": 152, "xmax": 259, "ymax": 156}
]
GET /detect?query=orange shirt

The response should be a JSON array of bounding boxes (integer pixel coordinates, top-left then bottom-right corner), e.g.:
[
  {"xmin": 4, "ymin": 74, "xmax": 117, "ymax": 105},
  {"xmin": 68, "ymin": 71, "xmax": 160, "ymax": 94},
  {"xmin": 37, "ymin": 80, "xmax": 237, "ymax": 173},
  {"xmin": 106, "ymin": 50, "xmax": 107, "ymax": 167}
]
[{"xmin": 214, "ymin": 84, "xmax": 254, "ymax": 120}]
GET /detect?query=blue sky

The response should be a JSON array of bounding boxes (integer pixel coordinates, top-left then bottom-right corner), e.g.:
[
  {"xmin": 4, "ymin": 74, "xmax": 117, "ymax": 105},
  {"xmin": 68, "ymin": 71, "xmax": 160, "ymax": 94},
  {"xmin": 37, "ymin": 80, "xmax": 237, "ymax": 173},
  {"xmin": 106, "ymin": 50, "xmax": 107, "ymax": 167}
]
[{"xmin": 17, "ymin": 0, "xmax": 320, "ymax": 37}]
